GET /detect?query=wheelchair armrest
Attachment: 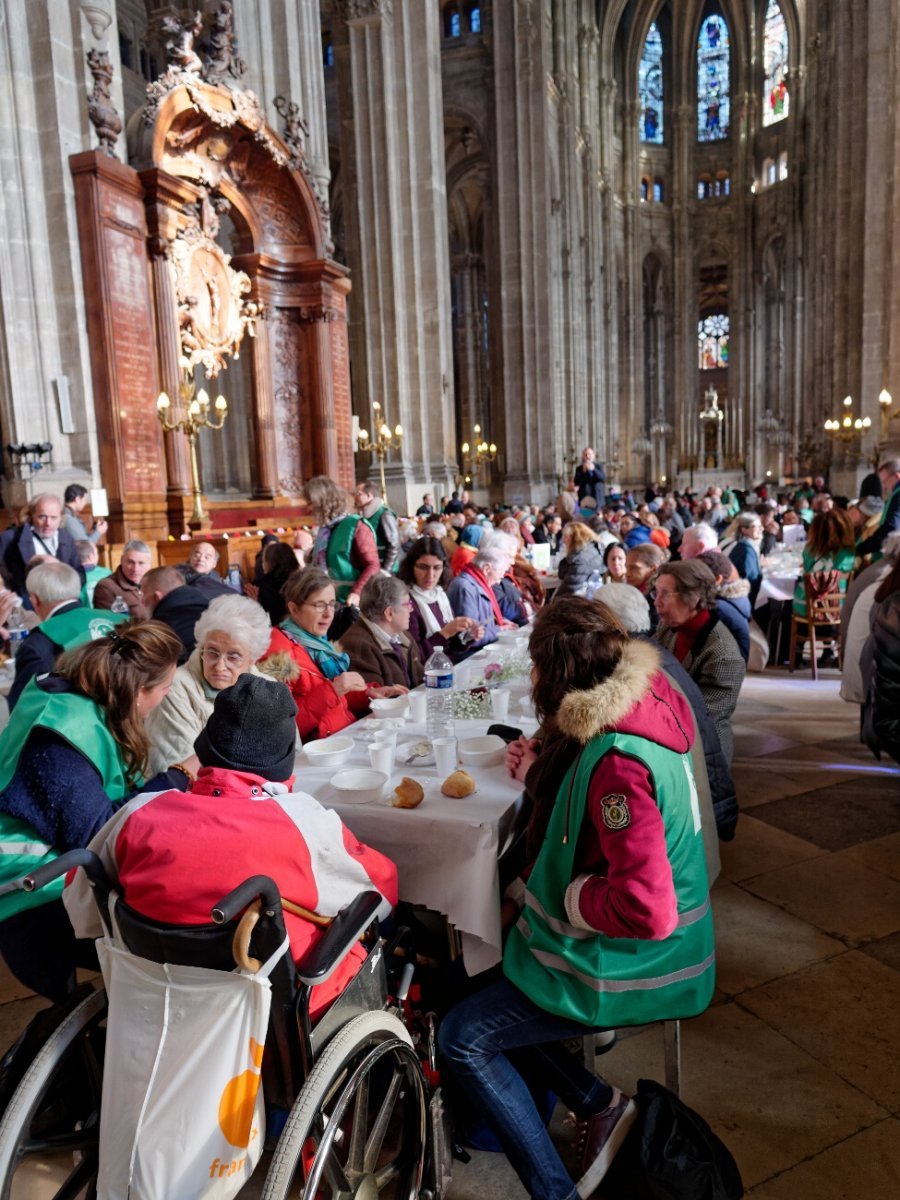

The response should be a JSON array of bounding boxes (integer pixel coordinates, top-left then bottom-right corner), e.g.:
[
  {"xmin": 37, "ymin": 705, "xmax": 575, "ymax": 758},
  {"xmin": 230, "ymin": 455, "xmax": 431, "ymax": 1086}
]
[
  {"xmin": 14, "ymin": 849, "xmax": 107, "ymax": 895},
  {"xmin": 295, "ymin": 890, "xmax": 384, "ymax": 986},
  {"xmin": 211, "ymin": 875, "xmax": 282, "ymax": 924}
]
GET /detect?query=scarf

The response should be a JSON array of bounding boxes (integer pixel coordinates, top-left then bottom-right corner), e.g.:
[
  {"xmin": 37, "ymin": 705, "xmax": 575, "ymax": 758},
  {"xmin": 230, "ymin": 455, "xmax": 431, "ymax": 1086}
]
[
  {"xmin": 280, "ymin": 617, "xmax": 350, "ymax": 679},
  {"xmin": 673, "ymin": 608, "xmax": 711, "ymax": 662},
  {"xmin": 410, "ymin": 583, "xmax": 453, "ymax": 637},
  {"xmin": 460, "ymin": 563, "xmax": 505, "ymax": 629}
]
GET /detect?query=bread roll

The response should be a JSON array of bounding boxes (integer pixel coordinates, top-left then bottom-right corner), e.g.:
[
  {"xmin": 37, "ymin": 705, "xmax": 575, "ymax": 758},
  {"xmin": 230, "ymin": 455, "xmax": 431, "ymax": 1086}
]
[
  {"xmin": 441, "ymin": 769, "xmax": 476, "ymax": 798},
  {"xmin": 392, "ymin": 777, "xmax": 425, "ymax": 809}
]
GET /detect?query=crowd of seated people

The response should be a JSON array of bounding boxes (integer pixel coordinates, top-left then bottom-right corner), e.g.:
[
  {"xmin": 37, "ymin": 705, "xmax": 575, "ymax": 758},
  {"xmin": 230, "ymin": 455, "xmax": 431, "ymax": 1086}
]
[{"xmin": 0, "ymin": 461, "xmax": 898, "ymax": 1195}]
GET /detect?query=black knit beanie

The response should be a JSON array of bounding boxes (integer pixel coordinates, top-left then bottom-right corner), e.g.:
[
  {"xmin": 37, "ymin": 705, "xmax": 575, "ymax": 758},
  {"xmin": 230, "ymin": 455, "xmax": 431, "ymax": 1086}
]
[{"xmin": 194, "ymin": 674, "xmax": 298, "ymax": 782}]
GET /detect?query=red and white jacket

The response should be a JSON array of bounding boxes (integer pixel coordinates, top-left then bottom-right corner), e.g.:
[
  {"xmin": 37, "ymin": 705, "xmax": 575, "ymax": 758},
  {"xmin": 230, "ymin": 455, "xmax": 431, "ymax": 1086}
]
[{"xmin": 64, "ymin": 767, "xmax": 398, "ymax": 1016}]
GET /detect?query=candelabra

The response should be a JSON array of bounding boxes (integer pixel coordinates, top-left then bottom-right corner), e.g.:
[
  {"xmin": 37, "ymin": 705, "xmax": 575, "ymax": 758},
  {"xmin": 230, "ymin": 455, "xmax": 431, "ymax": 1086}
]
[
  {"xmin": 823, "ymin": 395, "xmax": 871, "ymax": 444},
  {"xmin": 157, "ymin": 374, "xmax": 228, "ymax": 527},
  {"xmin": 878, "ymin": 389, "xmax": 899, "ymax": 443},
  {"xmin": 459, "ymin": 424, "xmax": 496, "ymax": 487},
  {"xmin": 357, "ymin": 400, "xmax": 403, "ymax": 500}
]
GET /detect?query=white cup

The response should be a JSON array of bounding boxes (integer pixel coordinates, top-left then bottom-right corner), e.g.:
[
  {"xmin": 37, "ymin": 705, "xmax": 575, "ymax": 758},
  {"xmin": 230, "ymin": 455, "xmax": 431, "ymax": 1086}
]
[
  {"xmin": 490, "ymin": 687, "xmax": 511, "ymax": 722},
  {"xmin": 433, "ymin": 737, "xmax": 458, "ymax": 778},
  {"xmin": 368, "ymin": 741, "xmax": 394, "ymax": 776},
  {"xmin": 408, "ymin": 690, "xmax": 428, "ymax": 723},
  {"xmin": 373, "ymin": 729, "xmax": 397, "ymax": 752}
]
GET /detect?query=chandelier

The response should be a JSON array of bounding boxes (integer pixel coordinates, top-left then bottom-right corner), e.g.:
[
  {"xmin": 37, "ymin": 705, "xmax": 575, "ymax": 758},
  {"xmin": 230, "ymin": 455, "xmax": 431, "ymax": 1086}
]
[
  {"xmin": 649, "ymin": 413, "xmax": 673, "ymax": 438},
  {"xmin": 631, "ymin": 428, "xmax": 653, "ymax": 456},
  {"xmin": 823, "ymin": 395, "xmax": 871, "ymax": 442}
]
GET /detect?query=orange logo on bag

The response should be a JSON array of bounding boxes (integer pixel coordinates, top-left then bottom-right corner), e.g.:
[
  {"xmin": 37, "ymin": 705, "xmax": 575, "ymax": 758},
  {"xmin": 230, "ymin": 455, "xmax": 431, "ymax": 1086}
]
[{"xmin": 217, "ymin": 1038, "xmax": 264, "ymax": 1148}]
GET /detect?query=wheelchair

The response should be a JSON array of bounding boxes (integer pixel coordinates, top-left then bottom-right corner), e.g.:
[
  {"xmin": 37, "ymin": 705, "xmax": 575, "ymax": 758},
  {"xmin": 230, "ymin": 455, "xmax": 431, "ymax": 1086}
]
[{"xmin": 0, "ymin": 849, "xmax": 454, "ymax": 1199}]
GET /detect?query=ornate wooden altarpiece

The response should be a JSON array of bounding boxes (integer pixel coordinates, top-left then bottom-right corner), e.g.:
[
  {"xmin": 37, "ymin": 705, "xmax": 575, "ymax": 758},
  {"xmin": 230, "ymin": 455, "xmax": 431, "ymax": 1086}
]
[{"xmin": 71, "ymin": 6, "xmax": 352, "ymax": 540}]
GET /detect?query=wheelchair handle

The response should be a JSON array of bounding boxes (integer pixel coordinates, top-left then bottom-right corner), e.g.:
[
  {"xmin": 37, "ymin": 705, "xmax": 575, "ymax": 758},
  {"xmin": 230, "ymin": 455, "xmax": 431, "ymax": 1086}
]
[
  {"xmin": 21, "ymin": 849, "xmax": 107, "ymax": 894},
  {"xmin": 212, "ymin": 875, "xmax": 282, "ymax": 924}
]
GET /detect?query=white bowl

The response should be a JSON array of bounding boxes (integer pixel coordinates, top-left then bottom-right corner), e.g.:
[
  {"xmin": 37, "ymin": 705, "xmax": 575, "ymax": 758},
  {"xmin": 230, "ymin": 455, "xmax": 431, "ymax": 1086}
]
[
  {"xmin": 496, "ymin": 629, "xmax": 520, "ymax": 644},
  {"xmin": 304, "ymin": 737, "xmax": 354, "ymax": 769},
  {"xmin": 330, "ymin": 768, "xmax": 388, "ymax": 804},
  {"xmin": 458, "ymin": 734, "xmax": 507, "ymax": 768},
  {"xmin": 369, "ymin": 695, "xmax": 410, "ymax": 716}
]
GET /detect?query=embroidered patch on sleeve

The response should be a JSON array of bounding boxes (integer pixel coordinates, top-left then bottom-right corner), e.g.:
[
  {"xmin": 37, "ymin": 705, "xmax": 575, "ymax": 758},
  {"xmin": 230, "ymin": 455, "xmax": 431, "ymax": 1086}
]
[{"xmin": 600, "ymin": 793, "xmax": 631, "ymax": 830}]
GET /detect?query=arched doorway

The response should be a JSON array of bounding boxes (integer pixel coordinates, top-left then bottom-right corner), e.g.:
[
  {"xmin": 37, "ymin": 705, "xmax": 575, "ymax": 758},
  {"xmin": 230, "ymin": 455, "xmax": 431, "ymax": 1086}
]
[{"xmin": 72, "ymin": 65, "xmax": 352, "ymax": 538}]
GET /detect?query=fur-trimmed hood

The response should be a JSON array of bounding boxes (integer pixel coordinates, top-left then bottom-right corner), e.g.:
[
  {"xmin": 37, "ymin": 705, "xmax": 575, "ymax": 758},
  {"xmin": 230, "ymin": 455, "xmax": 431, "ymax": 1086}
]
[
  {"xmin": 555, "ymin": 638, "xmax": 693, "ymax": 754},
  {"xmin": 717, "ymin": 577, "xmax": 750, "ymax": 602}
]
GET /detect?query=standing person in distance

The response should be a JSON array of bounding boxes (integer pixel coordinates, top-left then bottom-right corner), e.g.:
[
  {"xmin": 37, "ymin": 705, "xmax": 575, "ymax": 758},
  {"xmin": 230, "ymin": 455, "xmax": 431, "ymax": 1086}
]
[{"xmin": 573, "ymin": 447, "xmax": 607, "ymax": 508}]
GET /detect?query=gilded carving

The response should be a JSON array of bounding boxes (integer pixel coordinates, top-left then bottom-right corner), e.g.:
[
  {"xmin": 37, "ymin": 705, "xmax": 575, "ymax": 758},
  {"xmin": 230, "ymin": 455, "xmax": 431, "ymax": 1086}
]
[{"xmin": 169, "ymin": 195, "xmax": 260, "ymax": 377}]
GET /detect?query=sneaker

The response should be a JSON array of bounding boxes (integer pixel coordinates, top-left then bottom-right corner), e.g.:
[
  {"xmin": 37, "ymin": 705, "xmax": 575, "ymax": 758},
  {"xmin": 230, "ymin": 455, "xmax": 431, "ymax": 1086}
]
[{"xmin": 575, "ymin": 1087, "xmax": 638, "ymax": 1198}]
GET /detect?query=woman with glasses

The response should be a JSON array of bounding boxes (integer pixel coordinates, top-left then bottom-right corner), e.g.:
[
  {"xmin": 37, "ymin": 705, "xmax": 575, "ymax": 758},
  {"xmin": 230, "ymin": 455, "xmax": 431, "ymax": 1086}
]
[
  {"xmin": 145, "ymin": 594, "xmax": 274, "ymax": 774},
  {"xmin": 397, "ymin": 537, "xmax": 481, "ymax": 662},
  {"xmin": 261, "ymin": 567, "xmax": 399, "ymax": 741}
]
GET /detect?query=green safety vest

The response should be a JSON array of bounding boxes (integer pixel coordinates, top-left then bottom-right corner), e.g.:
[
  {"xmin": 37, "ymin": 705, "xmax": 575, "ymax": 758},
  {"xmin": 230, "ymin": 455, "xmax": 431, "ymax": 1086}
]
[
  {"xmin": 503, "ymin": 730, "xmax": 715, "ymax": 1029},
  {"xmin": 362, "ymin": 504, "xmax": 399, "ymax": 573},
  {"xmin": 871, "ymin": 483, "xmax": 900, "ymax": 563},
  {"xmin": 39, "ymin": 605, "xmax": 126, "ymax": 652},
  {"xmin": 80, "ymin": 566, "xmax": 112, "ymax": 607},
  {"xmin": 0, "ymin": 680, "xmax": 134, "ymax": 919},
  {"xmin": 325, "ymin": 515, "xmax": 362, "ymax": 599}
]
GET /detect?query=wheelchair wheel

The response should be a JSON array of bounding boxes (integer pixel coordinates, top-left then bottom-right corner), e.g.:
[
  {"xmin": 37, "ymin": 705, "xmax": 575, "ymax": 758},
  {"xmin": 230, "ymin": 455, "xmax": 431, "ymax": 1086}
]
[
  {"xmin": 263, "ymin": 1010, "xmax": 427, "ymax": 1199},
  {"xmin": 0, "ymin": 987, "xmax": 106, "ymax": 1200}
]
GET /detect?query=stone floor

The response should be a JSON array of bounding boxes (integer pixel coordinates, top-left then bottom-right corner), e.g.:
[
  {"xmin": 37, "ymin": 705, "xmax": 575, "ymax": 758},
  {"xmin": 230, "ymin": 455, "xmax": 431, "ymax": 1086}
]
[
  {"xmin": 447, "ymin": 671, "xmax": 900, "ymax": 1199},
  {"xmin": 2, "ymin": 671, "xmax": 898, "ymax": 1197}
]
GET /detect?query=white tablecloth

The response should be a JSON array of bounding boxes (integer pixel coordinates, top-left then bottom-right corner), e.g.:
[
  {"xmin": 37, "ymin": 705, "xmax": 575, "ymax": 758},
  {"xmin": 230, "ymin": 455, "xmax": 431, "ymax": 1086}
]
[
  {"xmin": 756, "ymin": 553, "xmax": 803, "ymax": 607},
  {"xmin": 295, "ymin": 678, "xmax": 538, "ymax": 973}
]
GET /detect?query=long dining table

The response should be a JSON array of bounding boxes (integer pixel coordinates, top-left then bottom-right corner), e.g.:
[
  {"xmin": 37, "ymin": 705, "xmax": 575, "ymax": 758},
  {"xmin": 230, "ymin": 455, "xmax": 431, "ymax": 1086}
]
[{"xmin": 293, "ymin": 645, "xmax": 537, "ymax": 974}]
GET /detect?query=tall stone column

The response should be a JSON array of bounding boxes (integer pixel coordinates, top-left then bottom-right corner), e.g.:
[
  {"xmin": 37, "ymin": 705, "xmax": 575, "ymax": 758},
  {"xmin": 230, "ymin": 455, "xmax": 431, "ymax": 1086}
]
[
  {"xmin": 491, "ymin": 0, "xmax": 555, "ymax": 502},
  {"xmin": 333, "ymin": 0, "xmax": 455, "ymax": 513}
]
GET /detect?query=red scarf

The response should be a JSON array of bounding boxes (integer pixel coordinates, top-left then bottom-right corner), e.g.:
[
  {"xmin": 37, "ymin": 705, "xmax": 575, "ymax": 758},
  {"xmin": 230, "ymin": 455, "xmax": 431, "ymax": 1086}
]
[
  {"xmin": 674, "ymin": 608, "xmax": 711, "ymax": 662},
  {"xmin": 461, "ymin": 563, "xmax": 505, "ymax": 628}
]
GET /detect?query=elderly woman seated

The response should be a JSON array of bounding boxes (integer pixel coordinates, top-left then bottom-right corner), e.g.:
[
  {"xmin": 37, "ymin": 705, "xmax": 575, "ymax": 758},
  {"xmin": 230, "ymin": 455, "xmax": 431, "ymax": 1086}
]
[
  {"xmin": 654, "ymin": 560, "xmax": 746, "ymax": 763},
  {"xmin": 447, "ymin": 532, "xmax": 518, "ymax": 653},
  {"xmin": 556, "ymin": 521, "xmax": 605, "ymax": 598},
  {"xmin": 397, "ymin": 536, "xmax": 481, "ymax": 662},
  {"xmin": 145, "ymin": 594, "xmax": 272, "ymax": 774},
  {"xmin": 260, "ymin": 566, "xmax": 399, "ymax": 741},
  {"xmin": 339, "ymin": 575, "xmax": 424, "ymax": 691}
]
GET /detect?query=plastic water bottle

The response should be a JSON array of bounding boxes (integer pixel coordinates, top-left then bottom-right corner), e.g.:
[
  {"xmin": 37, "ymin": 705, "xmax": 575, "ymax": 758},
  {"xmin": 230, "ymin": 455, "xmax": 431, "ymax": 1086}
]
[
  {"xmin": 6, "ymin": 606, "xmax": 27, "ymax": 657},
  {"xmin": 110, "ymin": 595, "xmax": 129, "ymax": 615},
  {"xmin": 424, "ymin": 647, "xmax": 454, "ymax": 741}
]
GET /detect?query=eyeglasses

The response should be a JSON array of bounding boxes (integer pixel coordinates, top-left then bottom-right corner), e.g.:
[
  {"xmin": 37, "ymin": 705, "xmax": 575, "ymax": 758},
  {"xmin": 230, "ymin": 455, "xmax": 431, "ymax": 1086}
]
[
  {"xmin": 304, "ymin": 600, "xmax": 339, "ymax": 613},
  {"xmin": 202, "ymin": 647, "xmax": 248, "ymax": 668}
]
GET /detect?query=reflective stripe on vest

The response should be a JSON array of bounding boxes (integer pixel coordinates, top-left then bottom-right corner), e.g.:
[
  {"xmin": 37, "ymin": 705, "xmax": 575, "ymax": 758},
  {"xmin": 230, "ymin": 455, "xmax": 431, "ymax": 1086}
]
[{"xmin": 527, "ymin": 946, "xmax": 716, "ymax": 994}]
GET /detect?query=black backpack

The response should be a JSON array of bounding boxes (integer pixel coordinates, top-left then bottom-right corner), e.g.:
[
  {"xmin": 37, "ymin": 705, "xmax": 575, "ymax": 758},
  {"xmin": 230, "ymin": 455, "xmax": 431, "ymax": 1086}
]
[{"xmin": 601, "ymin": 1079, "xmax": 744, "ymax": 1200}]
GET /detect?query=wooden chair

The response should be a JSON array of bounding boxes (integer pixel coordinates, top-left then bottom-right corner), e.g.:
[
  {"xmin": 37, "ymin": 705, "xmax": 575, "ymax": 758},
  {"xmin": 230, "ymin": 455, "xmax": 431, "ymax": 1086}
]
[{"xmin": 788, "ymin": 570, "xmax": 850, "ymax": 680}]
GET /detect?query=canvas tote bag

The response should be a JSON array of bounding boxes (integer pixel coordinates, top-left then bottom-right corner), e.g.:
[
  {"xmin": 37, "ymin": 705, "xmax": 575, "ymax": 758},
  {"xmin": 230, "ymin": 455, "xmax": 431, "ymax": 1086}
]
[{"xmin": 96, "ymin": 898, "xmax": 289, "ymax": 1200}]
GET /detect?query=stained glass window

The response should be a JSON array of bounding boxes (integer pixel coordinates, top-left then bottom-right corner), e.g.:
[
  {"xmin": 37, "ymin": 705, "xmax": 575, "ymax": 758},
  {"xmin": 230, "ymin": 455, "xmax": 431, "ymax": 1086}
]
[
  {"xmin": 469, "ymin": 6, "xmax": 481, "ymax": 34},
  {"xmin": 697, "ymin": 14, "xmax": 730, "ymax": 142},
  {"xmin": 763, "ymin": 2, "xmax": 789, "ymax": 126},
  {"xmin": 698, "ymin": 313, "xmax": 729, "ymax": 369},
  {"xmin": 639, "ymin": 23, "xmax": 664, "ymax": 144}
]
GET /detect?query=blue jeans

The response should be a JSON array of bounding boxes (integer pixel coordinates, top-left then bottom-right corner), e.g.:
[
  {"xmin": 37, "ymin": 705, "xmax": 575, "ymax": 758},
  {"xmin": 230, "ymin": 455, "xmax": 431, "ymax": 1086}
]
[{"xmin": 438, "ymin": 978, "xmax": 614, "ymax": 1200}]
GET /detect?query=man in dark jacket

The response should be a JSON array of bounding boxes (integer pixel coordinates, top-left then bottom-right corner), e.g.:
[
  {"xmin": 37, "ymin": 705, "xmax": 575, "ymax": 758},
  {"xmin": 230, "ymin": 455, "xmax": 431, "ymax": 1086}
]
[
  {"xmin": 573, "ymin": 447, "xmax": 606, "ymax": 507},
  {"xmin": 0, "ymin": 494, "xmax": 85, "ymax": 598},
  {"xmin": 140, "ymin": 565, "xmax": 210, "ymax": 663},
  {"xmin": 7, "ymin": 561, "xmax": 126, "ymax": 710}
]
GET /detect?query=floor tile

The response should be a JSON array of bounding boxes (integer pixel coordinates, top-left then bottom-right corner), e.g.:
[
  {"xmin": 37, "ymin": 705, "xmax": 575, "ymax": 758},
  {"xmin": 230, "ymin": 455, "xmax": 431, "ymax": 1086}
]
[
  {"xmin": 718, "ymin": 815, "xmax": 823, "ymax": 883},
  {"xmin": 740, "ymin": 950, "xmax": 900, "ymax": 1111},
  {"xmin": 711, "ymin": 882, "xmax": 843, "ymax": 995},
  {"xmin": 840, "ymin": 831, "xmax": 900, "ymax": 883},
  {"xmin": 859, "ymin": 930, "xmax": 900, "ymax": 974},
  {"xmin": 0, "ymin": 994, "xmax": 48, "ymax": 1050},
  {"xmin": 731, "ymin": 731, "xmax": 803, "ymax": 758},
  {"xmin": 749, "ymin": 776, "xmax": 900, "ymax": 851},
  {"xmin": 743, "ymin": 855, "xmax": 900, "ymax": 946},
  {"xmin": 679, "ymin": 1003, "xmax": 887, "ymax": 1191},
  {"xmin": 731, "ymin": 763, "xmax": 860, "ymax": 808},
  {"xmin": 746, "ymin": 1117, "xmax": 900, "ymax": 1198}
]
